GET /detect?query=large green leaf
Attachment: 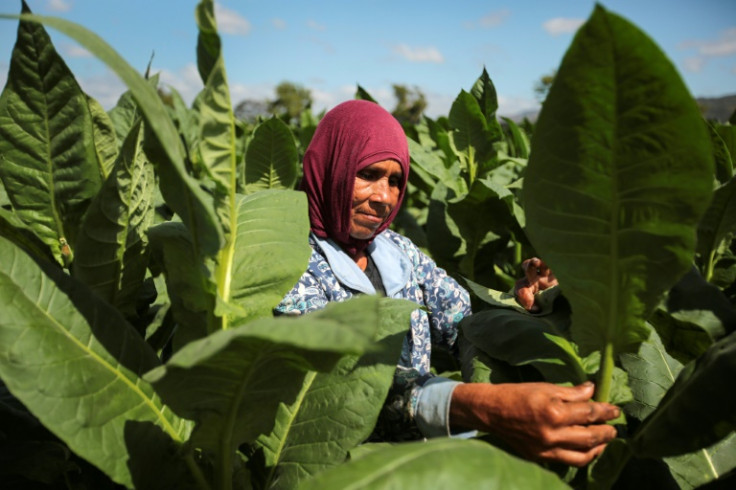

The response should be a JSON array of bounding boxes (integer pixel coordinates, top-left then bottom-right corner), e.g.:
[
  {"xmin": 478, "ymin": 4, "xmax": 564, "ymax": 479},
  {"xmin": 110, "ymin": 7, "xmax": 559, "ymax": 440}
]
[
  {"xmin": 73, "ymin": 119, "xmax": 155, "ymax": 317},
  {"xmin": 195, "ymin": 0, "xmax": 221, "ymax": 84},
  {"xmin": 665, "ymin": 435, "xmax": 736, "ymax": 489},
  {"xmin": 620, "ymin": 326, "xmax": 683, "ymax": 422},
  {"xmin": 0, "ymin": 206, "xmax": 56, "ymax": 265},
  {"xmin": 631, "ymin": 329, "xmax": 736, "ymax": 458},
  {"xmin": 460, "ymin": 307, "xmax": 588, "ymax": 385},
  {"xmin": 299, "ymin": 438, "xmax": 571, "ymax": 490},
  {"xmin": 470, "ymin": 67, "xmax": 501, "ymax": 131},
  {"xmin": 0, "ymin": 11, "xmax": 226, "ymax": 257},
  {"xmin": 195, "ymin": 0, "xmax": 237, "ymax": 225},
  {"xmin": 145, "ymin": 295, "xmax": 391, "ymax": 485},
  {"xmin": 448, "ymin": 90, "xmax": 494, "ymax": 183},
  {"xmin": 522, "ymin": 5, "xmax": 714, "ymax": 362},
  {"xmin": 253, "ymin": 298, "xmax": 416, "ymax": 489},
  {"xmin": 149, "ymin": 189, "xmax": 310, "ymax": 346},
  {"xmin": 621, "ymin": 327, "xmax": 736, "ymax": 487},
  {"xmin": 226, "ymin": 190, "xmax": 311, "ymax": 322},
  {"xmin": 243, "ymin": 117, "xmax": 299, "ymax": 193},
  {"xmin": 0, "ymin": 236, "xmax": 192, "ymax": 488},
  {"xmin": 0, "ymin": 4, "xmax": 102, "ymax": 266}
]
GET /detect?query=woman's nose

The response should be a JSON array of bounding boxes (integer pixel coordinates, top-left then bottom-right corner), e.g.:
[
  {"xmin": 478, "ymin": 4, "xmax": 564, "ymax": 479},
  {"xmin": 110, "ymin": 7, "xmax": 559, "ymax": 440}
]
[{"xmin": 370, "ymin": 179, "xmax": 390, "ymax": 202}]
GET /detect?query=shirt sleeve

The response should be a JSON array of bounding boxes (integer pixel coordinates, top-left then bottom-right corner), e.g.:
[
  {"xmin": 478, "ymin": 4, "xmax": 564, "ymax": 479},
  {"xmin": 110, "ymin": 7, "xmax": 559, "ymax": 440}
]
[{"xmin": 415, "ymin": 377, "xmax": 477, "ymax": 438}]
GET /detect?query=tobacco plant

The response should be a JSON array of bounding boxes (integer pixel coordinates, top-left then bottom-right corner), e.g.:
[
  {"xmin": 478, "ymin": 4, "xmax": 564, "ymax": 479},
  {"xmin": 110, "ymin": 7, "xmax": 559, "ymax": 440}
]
[
  {"xmin": 461, "ymin": 5, "xmax": 736, "ymax": 489},
  {"xmin": 2, "ymin": 1, "xmax": 735, "ymax": 489},
  {"xmin": 0, "ymin": 1, "xmax": 569, "ymax": 489}
]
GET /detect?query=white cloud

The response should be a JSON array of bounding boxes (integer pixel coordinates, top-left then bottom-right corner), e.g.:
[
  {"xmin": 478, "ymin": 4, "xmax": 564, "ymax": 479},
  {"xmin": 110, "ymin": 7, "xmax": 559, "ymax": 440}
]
[
  {"xmin": 47, "ymin": 0, "xmax": 71, "ymax": 12},
  {"xmin": 214, "ymin": 3, "xmax": 251, "ymax": 36},
  {"xmin": 692, "ymin": 28, "xmax": 736, "ymax": 57},
  {"xmin": 479, "ymin": 10, "xmax": 510, "ymax": 28},
  {"xmin": 272, "ymin": 18, "xmax": 286, "ymax": 30},
  {"xmin": 683, "ymin": 56, "xmax": 705, "ymax": 73},
  {"xmin": 392, "ymin": 44, "xmax": 444, "ymax": 63},
  {"xmin": 62, "ymin": 44, "xmax": 91, "ymax": 58},
  {"xmin": 307, "ymin": 19, "xmax": 326, "ymax": 31},
  {"xmin": 678, "ymin": 28, "xmax": 736, "ymax": 75},
  {"xmin": 543, "ymin": 17, "xmax": 584, "ymax": 36}
]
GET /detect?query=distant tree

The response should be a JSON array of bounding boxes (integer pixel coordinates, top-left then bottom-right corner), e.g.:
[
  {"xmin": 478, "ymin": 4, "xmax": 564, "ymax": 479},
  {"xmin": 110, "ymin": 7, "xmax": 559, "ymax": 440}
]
[
  {"xmin": 391, "ymin": 84, "xmax": 426, "ymax": 125},
  {"xmin": 269, "ymin": 81, "xmax": 313, "ymax": 122},
  {"xmin": 234, "ymin": 99, "xmax": 270, "ymax": 123},
  {"xmin": 534, "ymin": 70, "xmax": 556, "ymax": 103}
]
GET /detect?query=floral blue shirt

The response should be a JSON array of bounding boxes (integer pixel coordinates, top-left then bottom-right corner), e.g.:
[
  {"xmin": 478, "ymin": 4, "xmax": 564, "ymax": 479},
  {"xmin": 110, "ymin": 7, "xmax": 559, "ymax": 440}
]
[{"xmin": 274, "ymin": 229, "xmax": 472, "ymax": 440}]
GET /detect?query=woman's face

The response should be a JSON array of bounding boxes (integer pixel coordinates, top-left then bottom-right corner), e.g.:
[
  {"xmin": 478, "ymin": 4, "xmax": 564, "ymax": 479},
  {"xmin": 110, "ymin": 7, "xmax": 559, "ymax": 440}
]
[{"xmin": 349, "ymin": 159, "xmax": 403, "ymax": 240}]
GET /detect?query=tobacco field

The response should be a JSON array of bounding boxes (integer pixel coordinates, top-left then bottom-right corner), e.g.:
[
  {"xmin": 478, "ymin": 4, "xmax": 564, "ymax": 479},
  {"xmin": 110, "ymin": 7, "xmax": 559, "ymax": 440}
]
[{"xmin": 0, "ymin": 1, "xmax": 734, "ymax": 489}]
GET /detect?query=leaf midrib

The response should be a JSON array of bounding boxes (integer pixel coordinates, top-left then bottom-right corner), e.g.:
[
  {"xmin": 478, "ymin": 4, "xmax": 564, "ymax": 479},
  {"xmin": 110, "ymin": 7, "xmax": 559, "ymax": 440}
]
[
  {"xmin": 264, "ymin": 370, "xmax": 317, "ymax": 488},
  {"xmin": 2, "ymin": 264, "xmax": 181, "ymax": 441}
]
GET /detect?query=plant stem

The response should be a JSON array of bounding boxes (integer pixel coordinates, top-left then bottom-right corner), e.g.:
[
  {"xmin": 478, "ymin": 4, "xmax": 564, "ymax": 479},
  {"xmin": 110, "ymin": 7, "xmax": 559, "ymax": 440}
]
[
  {"xmin": 513, "ymin": 237, "xmax": 522, "ymax": 268},
  {"xmin": 185, "ymin": 452, "xmax": 212, "ymax": 490},
  {"xmin": 705, "ymin": 249, "xmax": 715, "ymax": 283},
  {"xmin": 215, "ymin": 439, "xmax": 233, "ymax": 490},
  {"xmin": 215, "ymin": 236, "xmax": 236, "ymax": 331},
  {"xmin": 595, "ymin": 342, "xmax": 615, "ymax": 403}
]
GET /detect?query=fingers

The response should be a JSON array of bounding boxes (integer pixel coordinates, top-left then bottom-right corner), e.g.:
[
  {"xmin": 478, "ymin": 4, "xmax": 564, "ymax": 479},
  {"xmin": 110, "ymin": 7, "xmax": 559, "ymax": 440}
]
[
  {"xmin": 555, "ymin": 381, "xmax": 596, "ymax": 403},
  {"xmin": 514, "ymin": 278, "xmax": 536, "ymax": 310},
  {"xmin": 539, "ymin": 442, "xmax": 609, "ymax": 468},
  {"xmin": 522, "ymin": 257, "xmax": 542, "ymax": 283},
  {"xmin": 562, "ymin": 399, "xmax": 620, "ymax": 425},
  {"xmin": 520, "ymin": 257, "xmax": 558, "ymax": 298},
  {"xmin": 545, "ymin": 423, "xmax": 618, "ymax": 450}
]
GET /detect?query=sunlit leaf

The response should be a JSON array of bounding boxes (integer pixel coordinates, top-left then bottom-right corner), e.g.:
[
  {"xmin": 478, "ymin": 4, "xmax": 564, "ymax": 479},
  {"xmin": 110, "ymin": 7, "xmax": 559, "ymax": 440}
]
[
  {"xmin": 299, "ymin": 438, "xmax": 571, "ymax": 490},
  {"xmin": 523, "ymin": 5, "xmax": 714, "ymax": 361},
  {"xmin": 0, "ymin": 4, "xmax": 102, "ymax": 265},
  {"xmin": 0, "ymin": 236, "xmax": 191, "ymax": 488},
  {"xmin": 73, "ymin": 119, "xmax": 155, "ymax": 316},
  {"xmin": 254, "ymin": 298, "xmax": 415, "ymax": 489}
]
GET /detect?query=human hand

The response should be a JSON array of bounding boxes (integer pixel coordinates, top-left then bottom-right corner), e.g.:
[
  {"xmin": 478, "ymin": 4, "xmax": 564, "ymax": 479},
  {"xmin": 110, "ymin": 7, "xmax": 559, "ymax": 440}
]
[
  {"xmin": 450, "ymin": 381, "xmax": 619, "ymax": 467},
  {"xmin": 514, "ymin": 257, "xmax": 558, "ymax": 311}
]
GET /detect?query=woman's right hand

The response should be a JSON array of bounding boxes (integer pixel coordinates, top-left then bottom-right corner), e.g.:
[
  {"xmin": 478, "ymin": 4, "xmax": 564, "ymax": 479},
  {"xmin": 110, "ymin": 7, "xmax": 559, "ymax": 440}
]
[
  {"xmin": 514, "ymin": 257, "xmax": 558, "ymax": 311},
  {"xmin": 450, "ymin": 381, "xmax": 619, "ymax": 467}
]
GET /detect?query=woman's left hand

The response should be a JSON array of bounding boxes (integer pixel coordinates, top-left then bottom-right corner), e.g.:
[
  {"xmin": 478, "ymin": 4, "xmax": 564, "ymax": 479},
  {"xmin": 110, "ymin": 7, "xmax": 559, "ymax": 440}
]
[{"xmin": 514, "ymin": 257, "xmax": 558, "ymax": 311}]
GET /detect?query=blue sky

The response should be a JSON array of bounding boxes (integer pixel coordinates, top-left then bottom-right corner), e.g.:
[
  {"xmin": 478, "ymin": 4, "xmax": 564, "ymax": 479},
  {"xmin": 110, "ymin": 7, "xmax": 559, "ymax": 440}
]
[{"xmin": 1, "ymin": 0, "xmax": 735, "ymax": 118}]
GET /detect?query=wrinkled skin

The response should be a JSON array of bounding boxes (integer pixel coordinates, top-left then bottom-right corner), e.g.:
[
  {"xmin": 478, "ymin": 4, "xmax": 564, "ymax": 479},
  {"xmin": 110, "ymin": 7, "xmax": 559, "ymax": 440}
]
[
  {"xmin": 514, "ymin": 257, "xmax": 558, "ymax": 311},
  {"xmin": 451, "ymin": 382, "xmax": 619, "ymax": 467},
  {"xmin": 450, "ymin": 258, "xmax": 618, "ymax": 467}
]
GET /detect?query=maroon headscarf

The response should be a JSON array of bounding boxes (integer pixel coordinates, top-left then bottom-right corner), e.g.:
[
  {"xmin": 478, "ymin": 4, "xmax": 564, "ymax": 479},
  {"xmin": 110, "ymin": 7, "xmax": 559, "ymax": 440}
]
[{"xmin": 301, "ymin": 100, "xmax": 410, "ymax": 257}]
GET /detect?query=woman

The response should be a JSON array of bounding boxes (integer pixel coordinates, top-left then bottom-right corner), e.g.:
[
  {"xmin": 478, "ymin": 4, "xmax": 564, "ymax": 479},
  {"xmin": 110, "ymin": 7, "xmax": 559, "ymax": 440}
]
[{"xmin": 275, "ymin": 100, "xmax": 618, "ymax": 466}]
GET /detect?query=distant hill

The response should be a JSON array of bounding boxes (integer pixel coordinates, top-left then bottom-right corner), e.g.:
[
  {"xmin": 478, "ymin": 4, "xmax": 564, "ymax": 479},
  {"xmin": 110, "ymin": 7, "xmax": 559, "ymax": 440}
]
[
  {"xmin": 696, "ymin": 94, "xmax": 736, "ymax": 123},
  {"xmin": 505, "ymin": 93, "xmax": 736, "ymax": 124}
]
